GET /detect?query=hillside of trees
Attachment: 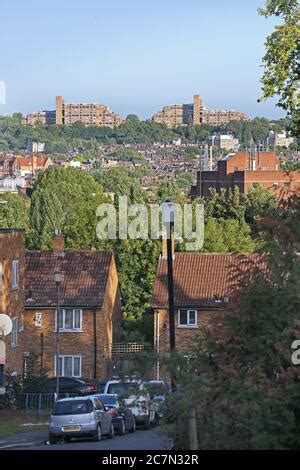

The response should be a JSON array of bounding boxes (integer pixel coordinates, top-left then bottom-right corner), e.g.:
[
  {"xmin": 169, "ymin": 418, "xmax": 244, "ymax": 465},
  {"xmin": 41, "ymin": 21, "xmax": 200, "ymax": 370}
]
[{"xmin": 0, "ymin": 113, "xmax": 294, "ymax": 156}]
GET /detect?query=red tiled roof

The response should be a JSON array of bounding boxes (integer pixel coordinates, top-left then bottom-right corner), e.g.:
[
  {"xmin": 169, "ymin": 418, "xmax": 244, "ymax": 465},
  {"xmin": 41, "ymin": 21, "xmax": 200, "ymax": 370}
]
[
  {"xmin": 25, "ymin": 251, "xmax": 114, "ymax": 308},
  {"xmin": 152, "ymin": 252, "xmax": 268, "ymax": 308},
  {"xmin": 17, "ymin": 157, "xmax": 50, "ymax": 167}
]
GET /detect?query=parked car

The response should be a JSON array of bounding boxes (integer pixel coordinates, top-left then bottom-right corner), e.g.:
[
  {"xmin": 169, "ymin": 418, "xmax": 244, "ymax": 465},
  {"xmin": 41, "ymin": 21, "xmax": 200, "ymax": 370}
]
[
  {"xmin": 44, "ymin": 377, "xmax": 97, "ymax": 396},
  {"xmin": 95, "ymin": 394, "xmax": 136, "ymax": 435},
  {"xmin": 144, "ymin": 380, "xmax": 168, "ymax": 419},
  {"xmin": 102, "ymin": 379, "xmax": 156, "ymax": 429},
  {"xmin": 49, "ymin": 396, "xmax": 114, "ymax": 444}
]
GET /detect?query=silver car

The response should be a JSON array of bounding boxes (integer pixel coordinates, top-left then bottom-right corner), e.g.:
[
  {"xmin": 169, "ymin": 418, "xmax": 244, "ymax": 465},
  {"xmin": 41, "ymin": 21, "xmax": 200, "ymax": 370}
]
[{"xmin": 49, "ymin": 396, "xmax": 114, "ymax": 444}]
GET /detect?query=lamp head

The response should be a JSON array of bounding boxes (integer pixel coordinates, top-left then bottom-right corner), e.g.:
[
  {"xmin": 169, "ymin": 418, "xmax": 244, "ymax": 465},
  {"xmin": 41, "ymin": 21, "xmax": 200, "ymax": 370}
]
[
  {"xmin": 161, "ymin": 199, "xmax": 175, "ymax": 225},
  {"xmin": 54, "ymin": 271, "xmax": 61, "ymax": 284}
]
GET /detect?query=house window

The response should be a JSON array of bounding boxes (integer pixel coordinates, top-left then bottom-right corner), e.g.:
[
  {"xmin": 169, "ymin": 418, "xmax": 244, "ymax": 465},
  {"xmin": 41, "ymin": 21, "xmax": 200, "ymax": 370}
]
[
  {"xmin": 178, "ymin": 309, "xmax": 197, "ymax": 327},
  {"xmin": 56, "ymin": 309, "xmax": 82, "ymax": 331},
  {"xmin": 55, "ymin": 355, "xmax": 82, "ymax": 377},
  {"xmin": 11, "ymin": 317, "xmax": 18, "ymax": 347},
  {"xmin": 12, "ymin": 260, "xmax": 19, "ymax": 289}
]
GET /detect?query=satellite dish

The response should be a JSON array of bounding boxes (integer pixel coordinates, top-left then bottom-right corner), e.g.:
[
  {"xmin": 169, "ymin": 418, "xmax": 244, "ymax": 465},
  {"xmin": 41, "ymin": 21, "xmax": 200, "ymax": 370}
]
[{"xmin": 0, "ymin": 314, "xmax": 13, "ymax": 336}]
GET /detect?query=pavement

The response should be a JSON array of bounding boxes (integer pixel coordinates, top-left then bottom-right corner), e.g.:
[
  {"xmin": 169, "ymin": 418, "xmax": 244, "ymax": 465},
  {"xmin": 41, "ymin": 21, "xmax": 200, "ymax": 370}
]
[
  {"xmin": 0, "ymin": 429, "xmax": 49, "ymax": 449},
  {"xmin": 0, "ymin": 428, "xmax": 172, "ymax": 450}
]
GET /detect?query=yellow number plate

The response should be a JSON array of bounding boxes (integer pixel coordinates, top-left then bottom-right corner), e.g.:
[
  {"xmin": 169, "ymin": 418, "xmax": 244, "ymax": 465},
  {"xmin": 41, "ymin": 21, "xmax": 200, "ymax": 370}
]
[{"xmin": 62, "ymin": 425, "xmax": 81, "ymax": 432}]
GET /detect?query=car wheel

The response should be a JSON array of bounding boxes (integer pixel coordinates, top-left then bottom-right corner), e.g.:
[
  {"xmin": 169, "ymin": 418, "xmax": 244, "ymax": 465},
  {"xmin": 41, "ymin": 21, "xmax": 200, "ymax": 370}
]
[
  {"xmin": 49, "ymin": 434, "xmax": 58, "ymax": 445},
  {"xmin": 119, "ymin": 419, "xmax": 126, "ymax": 435},
  {"xmin": 128, "ymin": 418, "xmax": 136, "ymax": 433},
  {"xmin": 108, "ymin": 422, "xmax": 115, "ymax": 438},
  {"xmin": 94, "ymin": 424, "xmax": 102, "ymax": 442},
  {"xmin": 144, "ymin": 416, "xmax": 151, "ymax": 430}
]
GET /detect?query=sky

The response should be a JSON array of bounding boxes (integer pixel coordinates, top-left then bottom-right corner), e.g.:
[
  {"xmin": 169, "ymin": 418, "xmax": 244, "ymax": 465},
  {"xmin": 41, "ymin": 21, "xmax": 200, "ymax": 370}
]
[{"xmin": 0, "ymin": 0, "xmax": 285, "ymax": 120}]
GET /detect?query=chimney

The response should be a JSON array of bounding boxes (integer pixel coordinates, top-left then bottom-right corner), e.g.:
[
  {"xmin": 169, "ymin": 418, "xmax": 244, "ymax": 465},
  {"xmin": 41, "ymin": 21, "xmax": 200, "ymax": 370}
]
[
  {"xmin": 53, "ymin": 229, "xmax": 65, "ymax": 255},
  {"xmin": 161, "ymin": 235, "xmax": 175, "ymax": 260}
]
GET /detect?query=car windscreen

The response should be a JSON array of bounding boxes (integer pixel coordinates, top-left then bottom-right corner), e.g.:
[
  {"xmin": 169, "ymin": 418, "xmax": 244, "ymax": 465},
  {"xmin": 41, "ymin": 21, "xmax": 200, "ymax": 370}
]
[
  {"xmin": 53, "ymin": 400, "xmax": 93, "ymax": 415},
  {"xmin": 100, "ymin": 395, "xmax": 118, "ymax": 405},
  {"xmin": 107, "ymin": 383, "xmax": 138, "ymax": 395}
]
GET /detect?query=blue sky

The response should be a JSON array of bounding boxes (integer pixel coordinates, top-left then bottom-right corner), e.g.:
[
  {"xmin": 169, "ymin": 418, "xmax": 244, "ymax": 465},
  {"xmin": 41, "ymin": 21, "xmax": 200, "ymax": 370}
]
[{"xmin": 0, "ymin": 0, "xmax": 284, "ymax": 119}]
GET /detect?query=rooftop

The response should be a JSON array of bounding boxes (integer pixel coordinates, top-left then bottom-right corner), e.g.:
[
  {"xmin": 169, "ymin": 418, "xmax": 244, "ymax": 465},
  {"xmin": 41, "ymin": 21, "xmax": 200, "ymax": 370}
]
[
  {"xmin": 25, "ymin": 250, "xmax": 114, "ymax": 308},
  {"xmin": 152, "ymin": 252, "xmax": 268, "ymax": 308}
]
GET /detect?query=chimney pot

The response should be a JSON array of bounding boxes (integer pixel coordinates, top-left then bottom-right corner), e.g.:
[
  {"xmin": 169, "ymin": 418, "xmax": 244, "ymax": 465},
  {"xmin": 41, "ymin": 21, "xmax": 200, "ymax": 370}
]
[{"xmin": 53, "ymin": 230, "xmax": 65, "ymax": 255}]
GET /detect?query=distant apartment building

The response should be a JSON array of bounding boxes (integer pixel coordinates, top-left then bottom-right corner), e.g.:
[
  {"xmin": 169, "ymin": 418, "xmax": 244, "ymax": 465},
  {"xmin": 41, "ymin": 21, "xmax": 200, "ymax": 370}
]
[
  {"xmin": 55, "ymin": 96, "xmax": 124, "ymax": 127},
  {"xmin": 202, "ymin": 109, "xmax": 248, "ymax": 126},
  {"xmin": 24, "ymin": 110, "xmax": 56, "ymax": 126},
  {"xmin": 268, "ymin": 130, "xmax": 294, "ymax": 148},
  {"xmin": 27, "ymin": 142, "xmax": 46, "ymax": 153},
  {"xmin": 207, "ymin": 134, "xmax": 239, "ymax": 151},
  {"xmin": 152, "ymin": 94, "xmax": 248, "ymax": 128},
  {"xmin": 190, "ymin": 150, "xmax": 300, "ymax": 199},
  {"xmin": 153, "ymin": 95, "xmax": 204, "ymax": 128}
]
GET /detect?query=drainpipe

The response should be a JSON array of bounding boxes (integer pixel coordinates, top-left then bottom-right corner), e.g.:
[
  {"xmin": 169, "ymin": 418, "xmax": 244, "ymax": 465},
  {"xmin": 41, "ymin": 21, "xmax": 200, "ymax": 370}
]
[
  {"xmin": 40, "ymin": 333, "xmax": 44, "ymax": 375},
  {"xmin": 93, "ymin": 309, "xmax": 97, "ymax": 379},
  {"xmin": 156, "ymin": 310, "xmax": 160, "ymax": 381}
]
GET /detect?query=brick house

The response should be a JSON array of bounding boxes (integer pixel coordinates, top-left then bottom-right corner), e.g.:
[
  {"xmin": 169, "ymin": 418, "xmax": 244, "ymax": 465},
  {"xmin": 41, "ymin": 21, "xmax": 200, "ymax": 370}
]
[
  {"xmin": 0, "ymin": 229, "xmax": 26, "ymax": 382},
  {"xmin": 190, "ymin": 150, "xmax": 300, "ymax": 199},
  {"xmin": 17, "ymin": 156, "xmax": 53, "ymax": 176},
  {"xmin": 0, "ymin": 229, "xmax": 121, "ymax": 382},
  {"xmin": 0, "ymin": 158, "xmax": 20, "ymax": 177},
  {"xmin": 152, "ymin": 251, "xmax": 268, "ymax": 355},
  {"xmin": 24, "ymin": 236, "xmax": 121, "ymax": 380}
]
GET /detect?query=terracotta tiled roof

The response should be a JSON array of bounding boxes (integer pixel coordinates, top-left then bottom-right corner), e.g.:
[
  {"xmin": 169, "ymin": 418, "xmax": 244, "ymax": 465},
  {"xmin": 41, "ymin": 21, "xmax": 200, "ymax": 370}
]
[
  {"xmin": 152, "ymin": 252, "xmax": 268, "ymax": 308},
  {"xmin": 18, "ymin": 157, "xmax": 50, "ymax": 167},
  {"xmin": 25, "ymin": 251, "xmax": 114, "ymax": 308}
]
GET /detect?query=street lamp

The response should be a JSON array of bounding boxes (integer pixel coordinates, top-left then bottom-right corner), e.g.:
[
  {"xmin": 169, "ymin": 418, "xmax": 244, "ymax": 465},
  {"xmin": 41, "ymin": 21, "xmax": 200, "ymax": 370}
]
[
  {"xmin": 161, "ymin": 200, "xmax": 176, "ymax": 354},
  {"xmin": 54, "ymin": 271, "xmax": 61, "ymax": 400}
]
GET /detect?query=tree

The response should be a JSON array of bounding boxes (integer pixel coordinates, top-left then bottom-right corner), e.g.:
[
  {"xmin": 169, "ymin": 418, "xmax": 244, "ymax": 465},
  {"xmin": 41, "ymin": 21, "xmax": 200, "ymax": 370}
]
[
  {"xmin": 203, "ymin": 217, "xmax": 256, "ymax": 253},
  {"xmin": 115, "ymin": 239, "xmax": 161, "ymax": 342},
  {"xmin": 29, "ymin": 166, "xmax": 106, "ymax": 250},
  {"xmin": 162, "ymin": 195, "xmax": 300, "ymax": 449},
  {"xmin": 258, "ymin": 0, "xmax": 299, "ymax": 129},
  {"xmin": 0, "ymin": 193, "xmax": 29, "ymax": 231}
]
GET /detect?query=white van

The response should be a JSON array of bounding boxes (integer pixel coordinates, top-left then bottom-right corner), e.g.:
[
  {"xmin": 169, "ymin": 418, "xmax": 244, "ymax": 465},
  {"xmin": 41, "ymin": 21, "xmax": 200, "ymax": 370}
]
[{"xmin": 103, "ymin": 379, "xmax": 155, "ymax": 429}]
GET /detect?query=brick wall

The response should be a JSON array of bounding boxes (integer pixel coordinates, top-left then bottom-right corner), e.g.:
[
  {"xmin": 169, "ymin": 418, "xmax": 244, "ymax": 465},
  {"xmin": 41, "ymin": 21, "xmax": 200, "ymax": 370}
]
[
  {"xmin": 0, "ymin": 230, "xmax": 25, "ymax": 376},
  {"xmin": 23, "ymin": 307, "xmax": 112, "ymax": 380},
  {"xmin": 154, "ymin": 308, "xmax": 227, "ymax": 355}
]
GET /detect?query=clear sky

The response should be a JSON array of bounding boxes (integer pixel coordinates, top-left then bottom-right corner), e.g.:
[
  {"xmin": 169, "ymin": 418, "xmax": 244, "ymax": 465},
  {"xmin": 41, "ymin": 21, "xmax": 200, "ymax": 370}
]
[{"xmin": 0, "ymin": 0, "xmax": 285, "ymax": 120}]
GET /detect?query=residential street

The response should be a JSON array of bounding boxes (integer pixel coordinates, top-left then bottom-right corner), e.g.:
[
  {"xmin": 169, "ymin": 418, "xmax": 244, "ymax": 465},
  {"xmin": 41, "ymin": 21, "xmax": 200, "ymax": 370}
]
[{"xmin": 0, "ymin": 428, "xmax": 172, "ymax": 450}]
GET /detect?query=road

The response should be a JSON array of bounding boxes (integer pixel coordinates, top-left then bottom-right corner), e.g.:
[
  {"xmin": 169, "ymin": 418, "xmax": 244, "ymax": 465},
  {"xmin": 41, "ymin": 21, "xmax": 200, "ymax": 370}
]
[{"xmin": 0, "ymin": 428, "xmax": 172, "ymax": 451}]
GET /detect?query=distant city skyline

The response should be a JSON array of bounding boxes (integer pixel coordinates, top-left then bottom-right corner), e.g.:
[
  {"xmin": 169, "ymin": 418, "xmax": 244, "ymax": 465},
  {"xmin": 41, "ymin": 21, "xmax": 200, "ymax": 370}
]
[{"xmin": 0, "ymin": 0, "xmax": 285, "ymax": 120}]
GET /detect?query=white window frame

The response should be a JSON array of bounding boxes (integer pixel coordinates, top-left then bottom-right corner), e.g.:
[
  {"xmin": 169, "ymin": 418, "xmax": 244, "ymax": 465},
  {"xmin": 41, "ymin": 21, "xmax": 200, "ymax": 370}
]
[
  {"xmin": 11, "ymin": 317, "xmax": 18, "ymax": 347},
  {"xmin": 54, "ymin": 355, "xmax": 82, "ymax": 377},
  {"xmin": 12, "ymin": 260, "xmax": 19, "ymax": 289},
  {"xmin": 178, "ymin": 309, "xmax": 198, "ymax": 328},
  {"xmin": 55, "ymin": 309, "xmax": 82, "ymax": 332}
]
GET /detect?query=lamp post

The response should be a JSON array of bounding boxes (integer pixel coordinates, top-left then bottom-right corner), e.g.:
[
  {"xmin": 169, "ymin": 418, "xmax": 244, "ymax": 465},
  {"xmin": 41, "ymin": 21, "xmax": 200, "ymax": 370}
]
[
  {"xmin": 161, "ymin": 200, "xmax": 176, "ymax": 353},
  {"xmin": 54, "ymin": 271, "xmax": 61, "ymax": 400}
]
